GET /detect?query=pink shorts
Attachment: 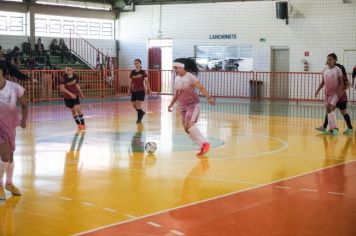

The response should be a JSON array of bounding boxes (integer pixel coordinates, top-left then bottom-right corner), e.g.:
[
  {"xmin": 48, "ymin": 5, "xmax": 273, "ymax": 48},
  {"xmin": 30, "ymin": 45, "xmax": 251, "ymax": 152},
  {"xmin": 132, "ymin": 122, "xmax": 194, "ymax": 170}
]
[
  {"xmin": 0, "ymin": 128, "xmax": 16, "ymax": 152},
  {"xmin": 180, "ymin": 103, "xmax": 200, "ymax": 126},
  {"xmin": 325, "ymin": 94, "xmax": 339, "ymax": 106}
]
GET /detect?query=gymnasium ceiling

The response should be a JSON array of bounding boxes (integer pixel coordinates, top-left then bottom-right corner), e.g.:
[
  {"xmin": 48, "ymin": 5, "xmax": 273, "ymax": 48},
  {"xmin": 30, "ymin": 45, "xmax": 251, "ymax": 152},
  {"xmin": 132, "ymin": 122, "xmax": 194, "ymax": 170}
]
[{"xmin": 67, "ymin": 0, "xmax": 270, "ymax": 7}]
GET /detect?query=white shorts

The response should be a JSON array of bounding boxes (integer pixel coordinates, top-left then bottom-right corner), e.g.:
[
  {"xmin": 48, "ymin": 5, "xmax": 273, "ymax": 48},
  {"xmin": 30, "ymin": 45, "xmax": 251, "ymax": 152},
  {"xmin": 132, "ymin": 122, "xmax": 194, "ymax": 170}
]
[
  {"xmin": 325, "ymin": 94, "xmax": 339, "ymax": 107},
  {"xmin": 180, "ymin": 103, "xmax": 200, "ymax": 126}
]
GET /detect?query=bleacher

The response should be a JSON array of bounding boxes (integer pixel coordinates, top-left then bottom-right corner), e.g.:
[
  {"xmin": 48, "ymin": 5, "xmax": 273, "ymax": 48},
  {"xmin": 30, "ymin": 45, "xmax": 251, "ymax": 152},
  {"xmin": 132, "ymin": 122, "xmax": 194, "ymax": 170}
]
[{"xmin": 3, "ymin": 39, "xmax": 91, "ymax": 71}]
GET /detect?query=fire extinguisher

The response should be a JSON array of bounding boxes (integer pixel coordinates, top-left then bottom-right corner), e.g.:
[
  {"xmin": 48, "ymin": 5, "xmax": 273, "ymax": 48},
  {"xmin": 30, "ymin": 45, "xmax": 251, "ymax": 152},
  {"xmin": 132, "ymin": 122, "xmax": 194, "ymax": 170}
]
[{"xmin": 301, "ymin": 59, "xmax": 309, "ymax": 71}]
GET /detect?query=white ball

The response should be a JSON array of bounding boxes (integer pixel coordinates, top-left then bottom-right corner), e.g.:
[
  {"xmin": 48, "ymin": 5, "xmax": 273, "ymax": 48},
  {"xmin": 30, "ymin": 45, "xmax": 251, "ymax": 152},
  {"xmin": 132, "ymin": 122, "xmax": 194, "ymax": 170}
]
[{"xmin": 145, "ymin": 142, "xmax": 157, "ymax": 154}]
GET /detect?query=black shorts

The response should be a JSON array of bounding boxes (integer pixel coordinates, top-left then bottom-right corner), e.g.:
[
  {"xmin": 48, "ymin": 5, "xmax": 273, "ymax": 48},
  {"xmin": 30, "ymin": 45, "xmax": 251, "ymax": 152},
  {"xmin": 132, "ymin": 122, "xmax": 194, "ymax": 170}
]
[
  {"xmin": 64, "ymin": 97, "xmax": 80, "ymax": 108},
  {"xmin": 131, "ymin": 91, "xmax": 145, "ymax": 102},
  {"xmin": 336, "ymin": 101, "xmax": 347, "ymax": 110}
]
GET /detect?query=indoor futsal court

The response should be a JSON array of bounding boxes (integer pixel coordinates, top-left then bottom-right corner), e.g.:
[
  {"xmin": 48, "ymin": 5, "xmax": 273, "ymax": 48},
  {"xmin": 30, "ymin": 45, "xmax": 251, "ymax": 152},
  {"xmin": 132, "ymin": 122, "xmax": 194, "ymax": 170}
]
[{"xmin": 1, "ymin": 0, "xmax": 356, "ymax": 236}]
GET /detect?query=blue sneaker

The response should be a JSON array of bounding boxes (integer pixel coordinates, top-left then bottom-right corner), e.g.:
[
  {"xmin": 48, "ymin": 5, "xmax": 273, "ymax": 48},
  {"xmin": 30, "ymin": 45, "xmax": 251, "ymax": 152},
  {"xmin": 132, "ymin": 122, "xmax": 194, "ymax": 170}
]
[
  {"xmin": 343, "ymin": 129, "xmax": 353, "ymax": 135},
  {"xmin": 323, "ymin": 129, "xmax": 339, "ymax": 136}
]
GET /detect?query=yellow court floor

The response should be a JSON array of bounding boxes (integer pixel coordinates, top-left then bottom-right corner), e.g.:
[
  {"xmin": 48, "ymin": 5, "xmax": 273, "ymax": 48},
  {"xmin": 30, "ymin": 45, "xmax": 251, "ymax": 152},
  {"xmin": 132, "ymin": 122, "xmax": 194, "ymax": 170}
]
[{"xmin": 1, "ymin": 96, "xmax": 356, "ymax": 236}]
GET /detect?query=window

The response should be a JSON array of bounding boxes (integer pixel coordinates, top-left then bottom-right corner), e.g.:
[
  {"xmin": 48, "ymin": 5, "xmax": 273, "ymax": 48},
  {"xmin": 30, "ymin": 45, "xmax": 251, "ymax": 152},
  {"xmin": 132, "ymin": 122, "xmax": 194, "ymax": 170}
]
[
  {"xmin": 195, "ymin": 45, "xmax": 253, "ymax": 71},
  {"xmin": 0, "ymin": 11, "xmax": 27, "ymax": 36},
  {"xmin": 35, "ymin": 14, "xmax": 114, "ymax": 40}
]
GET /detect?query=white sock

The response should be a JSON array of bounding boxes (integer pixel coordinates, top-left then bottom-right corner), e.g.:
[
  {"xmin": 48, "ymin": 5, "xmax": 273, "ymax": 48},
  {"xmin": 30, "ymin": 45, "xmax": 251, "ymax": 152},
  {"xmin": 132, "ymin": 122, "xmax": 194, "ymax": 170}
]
[
  {"xmin": 5, "ymin": 162, "xmax": 14, "ymax": 185},
  {"xmin": 328, "ymin": 112, "xmax": 338, "ymax": 130},
  {"xmin": 188, "ymin": 126, "xmax": 207, "ymax": 147},
  {"xmin": 0, "ymin": 160, "xmax": 9, "ymax": 187}
]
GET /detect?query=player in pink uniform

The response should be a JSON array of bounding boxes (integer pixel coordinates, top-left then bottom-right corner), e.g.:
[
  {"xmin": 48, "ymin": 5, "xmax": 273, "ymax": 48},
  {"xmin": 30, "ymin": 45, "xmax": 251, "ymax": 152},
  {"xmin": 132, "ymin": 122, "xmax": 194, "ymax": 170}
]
[
  {"xmin": 315, "ymin": 53, "xmax": 344, "ymax": 135},
  {"xmin": 168, "ymin": 58, "xmax": 215, "ymax": 156},
  {"xmin": 0, "ymin": 62, "xmax": 28, "ymax": 200},
  {"xmin": 315, "ymin": 62, "xmax": 353, "ymax": 135}
]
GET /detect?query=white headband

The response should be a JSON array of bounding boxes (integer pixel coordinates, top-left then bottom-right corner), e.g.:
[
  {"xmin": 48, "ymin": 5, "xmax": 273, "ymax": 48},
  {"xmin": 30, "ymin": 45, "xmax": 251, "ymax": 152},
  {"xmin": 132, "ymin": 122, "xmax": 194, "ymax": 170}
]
[{"xmin": 173, "ymin": 62, "xmax": 185, "ymax": 68}]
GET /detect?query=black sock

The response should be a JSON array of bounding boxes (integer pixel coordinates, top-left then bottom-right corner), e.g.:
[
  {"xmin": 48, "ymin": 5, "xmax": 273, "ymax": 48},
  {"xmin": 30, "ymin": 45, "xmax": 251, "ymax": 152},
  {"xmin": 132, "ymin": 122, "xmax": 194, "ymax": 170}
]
[
  {"xmin": 323, "ymin": 115, "xmax": 328, "ymax": 129},
  {"xmin": 343, "ymin": 114, "xmax": 353, "ymax": 129},
  {"xmin": 79, "ymin": 114, "xmax": 85, "ymax": 125},
  {"xmin": 137, "ymin": 109, "xmax": 144, "ymax": 120},
  {"xmin": 73, "ymin": 116, "xmax": 80, "ymax": 125}
]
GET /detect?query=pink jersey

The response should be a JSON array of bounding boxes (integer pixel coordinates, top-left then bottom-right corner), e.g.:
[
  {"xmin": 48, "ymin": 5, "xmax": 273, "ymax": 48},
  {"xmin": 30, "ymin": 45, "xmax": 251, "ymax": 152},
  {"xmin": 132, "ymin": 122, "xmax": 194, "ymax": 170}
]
[
  {"xmin": 0, "ymin": 80, "xmax": 25, "ymax": 132},
  {"xmin": 322, "ymin": 66, "xmax": 342, "ymax": 96},
  {"xmin": 174, "ymin": 72, "xmax": 199, "ymax": 109}
]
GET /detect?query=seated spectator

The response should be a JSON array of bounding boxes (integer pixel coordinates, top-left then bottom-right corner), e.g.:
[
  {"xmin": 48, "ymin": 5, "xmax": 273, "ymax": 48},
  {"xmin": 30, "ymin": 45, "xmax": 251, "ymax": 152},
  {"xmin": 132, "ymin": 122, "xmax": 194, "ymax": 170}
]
[
  {"xmin": 5, "ymin": 46, "xmax": 20, "ymax": 68},
  {"xmin": 50, "ymin": 39, "xmax": 61, "ymax": 56},
  {"xmin": 59, "ymin": 38, "xmax": 73, "ymax": 63},
  {"xmin": 35, "ymin": 38, "xmax": 49, "ymax": 64},
  {"xmin": 35, "ymin": 37, "xmax": 45, "ymax": 55}
]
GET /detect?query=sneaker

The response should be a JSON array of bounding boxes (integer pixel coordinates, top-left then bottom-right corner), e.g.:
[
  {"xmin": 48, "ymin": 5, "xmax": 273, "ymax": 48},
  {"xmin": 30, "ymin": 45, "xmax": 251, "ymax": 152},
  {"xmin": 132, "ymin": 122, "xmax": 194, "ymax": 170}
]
[
  {"xmin": 315, "ymin": 126, "xmax": 326, "ymax": 132},
  {"xmin": 343, "ymin": 128, "xmax": 353, "ymax": 135},
  {"xmin": 0, "ymin": 187, "xmax": 5, "ymax": 200},
  {"xmin": 197, "ymin": 143, "xmax": 210, "ymax": 156},
  {"xmin": 331, "ymin": 129, "xmax": 339, "ymax": 136},
  {"xmin": 323, "ymin": 129, "xmax": 339, "ymax": 136},
  {"xmin": 5, "ymin": 184, "xmax": 21, "ymax": 196},
  {"xmin": 77, "ymin": 125, "xmax": 86, "ymax": 131}
]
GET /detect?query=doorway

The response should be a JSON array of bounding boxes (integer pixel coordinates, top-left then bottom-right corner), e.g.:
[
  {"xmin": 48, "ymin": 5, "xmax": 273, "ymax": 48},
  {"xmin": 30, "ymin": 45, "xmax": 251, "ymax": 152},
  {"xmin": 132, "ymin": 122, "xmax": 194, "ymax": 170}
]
[
  {"xmin": 148, "ymin": 39, "xmax": 173, "ymax": 93},
  {"xmin": 271, "ymin": 47, "xmax": 290, "ymax": 98}
]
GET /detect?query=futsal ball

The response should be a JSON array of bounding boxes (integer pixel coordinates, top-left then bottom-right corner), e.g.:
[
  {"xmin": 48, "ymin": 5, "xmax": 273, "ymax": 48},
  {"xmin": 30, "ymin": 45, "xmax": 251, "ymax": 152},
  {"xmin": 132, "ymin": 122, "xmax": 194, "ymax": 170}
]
[{"xmin": 145, "ymin": 142, "xmax": 157, "ymax": 154}]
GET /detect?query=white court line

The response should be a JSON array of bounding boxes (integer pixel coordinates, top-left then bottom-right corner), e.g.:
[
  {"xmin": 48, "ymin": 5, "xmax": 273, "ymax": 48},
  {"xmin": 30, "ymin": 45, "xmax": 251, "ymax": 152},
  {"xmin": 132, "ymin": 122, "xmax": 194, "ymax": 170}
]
[
  {"xmin": 170, "ymin": 229, "xmax": 185, "ymax": 236},
  {"xmin": 74, "ymin": 160, "xmax": 356, "ymax": 236},
  {"xmin": 125, "ymin": 215, "xmax": 137, "ymax": 219},
  {"xmin": 103, "ymin": 208, "xmax": 118, "ymax": 213},
  {"xmin": 60, "ymin": 197, "xmax": 73, "ymax": 201},
  {"xmin": 34, "ymin": 132, "xmax": 290, "ymax": 166},
  {"xmin": 300, "ymin": 188, "xmax": 318, "ymax": 192},
  {"xmin": 275, "ymin": 186, "xmax": 291, "ymax": 190},
  {"xmin": 81, "ymin": 202, "xmax": 95, "ymax": 207},
  {"xmin": 328, "ymin": 192, "xmax": 345, "ymax": 196},
  {"xmin": 147, "ymin": 222, "xmax": 162, "ymax": 228}
]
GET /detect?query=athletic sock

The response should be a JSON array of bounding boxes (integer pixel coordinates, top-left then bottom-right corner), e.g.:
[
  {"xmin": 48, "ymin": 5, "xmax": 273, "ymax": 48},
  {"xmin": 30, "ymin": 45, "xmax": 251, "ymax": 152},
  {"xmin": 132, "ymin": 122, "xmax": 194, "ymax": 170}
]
[
  {"xmin": 5, "ymin": 162, "xmax": 14, "ymax": 185},
  {"xmin": 188, "ymin": 126, "xmax": 207, "ymax": 147},
  {"xmin": 343, "ymin": 114, "xmax": 353, "ymax": 129},
  {"xmin": 0, "ymin": 160, "xmax": 9, "ymax": 187},
  {"xmin": 73, "ymin": 116, "xmax": 80, "ymax": 125},
  {"xmin": 327, "ymin": 112, "xmax": 338, "ymax": 130},
  {"xmin": 323, "ymin": 115, "xmax": 328, "ymax": 129},
  {"xmin": 78, "ymin": 114, "xmax": 85, "ymax": 125}
]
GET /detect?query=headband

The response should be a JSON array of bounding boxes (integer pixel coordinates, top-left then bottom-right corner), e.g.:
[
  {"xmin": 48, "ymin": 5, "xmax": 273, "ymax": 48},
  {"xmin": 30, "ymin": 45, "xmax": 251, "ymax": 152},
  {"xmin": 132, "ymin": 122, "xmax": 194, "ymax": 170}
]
[{"xmin": 173, "ymin": 62, "xmax": 185, "ymax": 68}]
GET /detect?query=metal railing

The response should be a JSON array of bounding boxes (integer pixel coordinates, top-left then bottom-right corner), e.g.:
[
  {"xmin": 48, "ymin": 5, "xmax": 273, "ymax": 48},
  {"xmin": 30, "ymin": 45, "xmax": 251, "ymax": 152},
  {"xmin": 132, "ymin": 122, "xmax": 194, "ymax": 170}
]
[
  {"xmin": 69, "ymin": 30, "xmax": 107, "ymax": 69},
  {"xmin": 11, "ymin": 70, "xmax": 356, "ymax": 104}
]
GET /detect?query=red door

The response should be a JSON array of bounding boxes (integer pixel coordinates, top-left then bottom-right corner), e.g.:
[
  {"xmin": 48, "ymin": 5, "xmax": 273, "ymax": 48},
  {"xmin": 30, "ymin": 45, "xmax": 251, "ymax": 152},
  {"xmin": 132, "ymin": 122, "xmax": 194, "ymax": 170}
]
[{"xmin": 148, "ymin": 47, "xmax": 162, "ymax": 93}]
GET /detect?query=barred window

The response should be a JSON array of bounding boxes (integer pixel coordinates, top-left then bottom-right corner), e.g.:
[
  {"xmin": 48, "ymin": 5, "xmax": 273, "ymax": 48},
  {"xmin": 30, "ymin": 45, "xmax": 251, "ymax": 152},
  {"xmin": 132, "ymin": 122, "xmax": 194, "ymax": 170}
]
[
  {"xmin": 35, "ymin": 14, "xmax": 114, "ymax": 40},
  {"xmin": 0, "ymin": 11, "xmax": 27, "ymax": 36}
]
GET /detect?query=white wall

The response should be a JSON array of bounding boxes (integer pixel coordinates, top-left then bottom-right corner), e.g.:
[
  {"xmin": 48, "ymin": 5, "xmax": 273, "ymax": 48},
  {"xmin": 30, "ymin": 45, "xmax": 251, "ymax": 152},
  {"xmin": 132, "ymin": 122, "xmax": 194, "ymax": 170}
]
[{"xmin": 118, "ymin": 0, "xmax": 356, "ymax": 72}]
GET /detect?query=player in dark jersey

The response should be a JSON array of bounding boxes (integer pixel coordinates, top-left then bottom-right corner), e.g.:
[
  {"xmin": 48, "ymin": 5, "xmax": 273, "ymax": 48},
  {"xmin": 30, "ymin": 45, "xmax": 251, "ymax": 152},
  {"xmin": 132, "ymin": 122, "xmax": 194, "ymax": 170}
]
[
  {"xmin": 130, "ymin": 59, "xmax": 152, "ymax": 124},
  {"xmin": 315, "ymin": 63, "xmax": 353, "ymax": 135},
  {"xmin": 59, "ymin": 66, "xmax": 86, "ymax": 131}
]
